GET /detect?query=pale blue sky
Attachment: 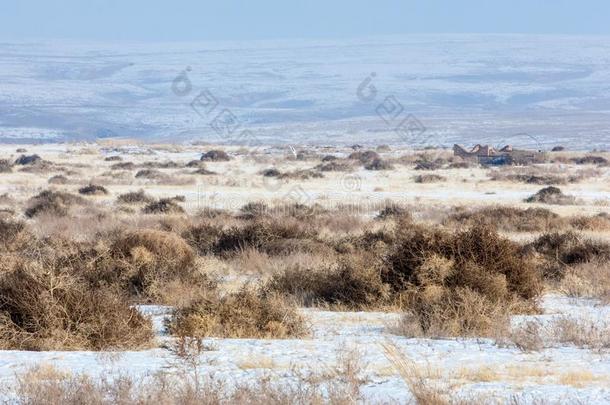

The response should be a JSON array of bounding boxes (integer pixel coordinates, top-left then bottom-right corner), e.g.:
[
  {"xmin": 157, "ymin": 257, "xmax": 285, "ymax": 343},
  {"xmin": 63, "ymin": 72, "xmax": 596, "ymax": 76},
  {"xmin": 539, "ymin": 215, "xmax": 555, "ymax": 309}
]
[{"xmin": 1, "ymin": 0, "xmax": 609, "ymax": 41}]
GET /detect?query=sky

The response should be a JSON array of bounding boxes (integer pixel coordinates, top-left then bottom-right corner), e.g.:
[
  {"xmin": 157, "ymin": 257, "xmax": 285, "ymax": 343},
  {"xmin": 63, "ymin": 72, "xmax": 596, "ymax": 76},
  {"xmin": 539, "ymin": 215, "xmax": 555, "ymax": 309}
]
[{"xmin": 1, "ymin": 0, "xmax": 609, "ymax": 42}]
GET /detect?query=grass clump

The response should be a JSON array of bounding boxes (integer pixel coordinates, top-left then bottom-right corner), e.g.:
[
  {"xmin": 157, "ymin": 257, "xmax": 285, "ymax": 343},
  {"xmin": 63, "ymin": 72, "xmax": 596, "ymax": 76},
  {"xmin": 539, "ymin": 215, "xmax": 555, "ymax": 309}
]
[
  {"xmin": 364, "ymin": 158, "xmax": 394, "ymax": 171},
  {"xmin": 413, "ymin": 174, "xmax": 446, "ymax": 183},
  {"xmin": 116, "ymin": 189, "xmax": 154, "ymax": 204},
  {"xmin": 528, "ymin": 231, "xmax": 610, "ymax": 279},
  {"xmin": 525, "ymin": 186, "xmax": 576, "ymax": 205},
  {"xmin": 445, "ymin": 206, "xmax": 564, "ymax": 232},
  {"xmin": 24, "ymin": 190, "xmax": 85, "ymax": 218},
  {"xmin": 48, "ymin": 175, "xmax": 69, "ymax": 185},
  {"xmin": 0, "ymin": 159, "xmax": 13, "ymax": 173},
  {"xmin": 167, "ymin": 287, "xmax": 305, "ymax": 339},
  {"xmin": 78, "ymin": 184, "xmax": 109, "ymax": 196},
  {"xmin": 142, "ymin": 198, "xmax": 185, "ymax": 214},
  {"xmin": 200, "ymin": 150, "xmax": 230, "ymax": 162}
]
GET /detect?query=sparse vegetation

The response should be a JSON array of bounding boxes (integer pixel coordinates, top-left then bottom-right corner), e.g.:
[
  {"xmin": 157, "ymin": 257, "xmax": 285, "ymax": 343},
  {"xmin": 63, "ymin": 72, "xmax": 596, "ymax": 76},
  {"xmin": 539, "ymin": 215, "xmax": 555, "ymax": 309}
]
[
  {"xmin": 200, "ymin": 150, "xmax": 231, "ymax": 161},
  {"xmin": 78, "ymin": 184, "xmax": 109, "ymax": 196},
  {"xmin": 525, "ymin": 186, "xmax": 576, "ymax": 205}
]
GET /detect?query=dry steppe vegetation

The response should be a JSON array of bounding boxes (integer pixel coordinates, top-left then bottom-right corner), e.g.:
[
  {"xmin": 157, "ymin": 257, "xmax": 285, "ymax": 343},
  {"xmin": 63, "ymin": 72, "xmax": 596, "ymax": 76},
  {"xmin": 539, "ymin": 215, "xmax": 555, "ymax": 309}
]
[{"xmin": 0, "ymin": 143, "xmax": 608, "ymax": 403}]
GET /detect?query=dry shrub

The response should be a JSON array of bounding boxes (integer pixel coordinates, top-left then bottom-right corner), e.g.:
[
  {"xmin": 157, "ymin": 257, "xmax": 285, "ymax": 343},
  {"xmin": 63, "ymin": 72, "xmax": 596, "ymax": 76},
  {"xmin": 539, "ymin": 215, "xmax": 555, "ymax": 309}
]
[
  {"xmin": 78, "ymin": 184, "xmax": 109, "ymax": 196},
  {"xmin": 569, "ymin": 212, "xmax": 610, "ymax": 231},
  {"xmin": 445, "ymin": 206, "xmax": 564, "ymax": 232},
  {"xmin": 315, "ymin": 160, "xmax": 354, "ymax": 172},
  {"xmin": 524, "ymin": 186, "xmax": 576, "ymax": 205},
  {"xmin": 141, "ymin": 160, "xmax": 180, "ymax": 169},
  {"xmin": 348, "ymin": 150, "xmax": 379, "ymax": 163},
  {"xmin": 267, "ymin": 255, "xmax": 390, "ymax": 309},
  {"xmin": 181, "ymin": 223, "xmax": 223, "ymax": 255},
  {"xmin": 571, "ymin": 155, "xmax": 608, "ymax": 165},
  {"xmin": 238, "ymin": 201, "xmax": 269, "ymax": 220},
  {"xmin": 413, "ymin": 174, "xmax": 446, "ymax": 183},
  {"xmin": 10, "ymin": 357, "xmax": 362, "ymax": 405},
  {"xmin": 398, "ymin": 287, "xmax": 512, "ymax": 338},
  {"xmin": 385, "ymin": 224, "xmax": 541, "ymax": 336},
  {"xmin": 116, "ymin": 189, "xmax": 154, "ymax": 204},
  {"xmin": 0, "ymin": 159, "xmax": 13, "ymax": 173},
  {"xmin": 214, "ymin": 219, "xmax": 316, "ymax": 256},
  {"xmin": 0, "ymin": 219, "xmax": 31, "ymax": 252},
  {"xmin": 200, "ymin": 150, "xmax": 230, "ymax": 161},
  {"xmin": 142, "ymin": 198, "xmax": 185, "ymax": 214},
  {"xmin": 25, "ymin": 190, "xmax": 86, "ymax": 218},
  {"xmin": 104, "ymin": 155, "xmax": 122, "ymax": 161},
  {"xmin": 376, "ymin": 203, "xmax": 411, "ymax": 221},
  {"xmin": 528, "ymin": 231, "xmax": 610, "ymax": 279},
  {"xmin": 135, "ymin": 169, "xmax": 164, "ymax": 179},
  {"xmin": 191, "ymin": 167, "xmax": 216, "ymax": 175},
  {"xmin": 0, "ymin": 260, "xmax": 153, "ymax": 350},
  {"xmin": 185, "ymin": 159, "xmax": 206, "ymax": 168},
  {"xmin": 48, "ymin": 175, "xmax": 69, "ymax": 185},
  {"xmin": 108, "ymin": 229, "xmax": 209, "ymax": 301},
  {"xmin": 278, "ymin": 169, "xmax": 324, "ymax": 180},
  {"xmin": 261, "ymin": 167, "xmax": 281, "ymax": 177},
  {"xmin": 558, "ymin": 261, "xmax": 610, "ymax": 303},
  {"xmin": 364, "ymin": 158, "xmax": 394, "ymax": 171},
  {"xmin": 552, "ymin": 316, "xmax": 610, "ymax": 350},
  {"xmin": 110, "ymin": 162, "xmax": 135, "ymax": 170},
  {"xmin": 167, "ymin": 287, "xmax": 305, "ymax": 339}
]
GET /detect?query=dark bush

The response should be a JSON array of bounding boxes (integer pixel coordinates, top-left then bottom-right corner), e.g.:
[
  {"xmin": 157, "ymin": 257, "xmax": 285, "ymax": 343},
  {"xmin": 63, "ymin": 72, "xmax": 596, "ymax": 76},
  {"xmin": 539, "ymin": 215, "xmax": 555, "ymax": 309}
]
[
  {"xmin": 571, "ymin": 156, "xmax": 608, "ymax": 165},
  {"xmin": 78, "ymin": 184, "xmax": 109, "ymax": 196},
  {"xmin": 116, "ymin": 190, "xmax": 154, "ymax": 204},
  {"xmin": 261, "ymin": 167, "xmax": 281, "ymax": 177},
  {"xmin": 14, "ymin": 154, "xmax": 41, "ymax": 165},
  {"xmin": 0, "ymin": 159, "xmax": 12, "ymax": 173},
  {"xmin": 111, "ymin": 162, "xmax": 135, "ymax": 170},
  {"xmin": 413, "ymin": 174, "xmax": 446, "ymax": 183},
  {"xmin": 200, "ymin": 150, "xmax": 231, "ymax": 162},
  {"xmin": 25, "ymin": 190, "xmax": 85, "ymax": 218},
  {"xmin": 364, "ymin": 158, "xmax": 394, "ymax": 171},
  {"xmin": 348, "ymin": 150, "xmax": 379, "ymax": 164},
  {"xmin": 525, "ymin": 186, "xmax": 576, "ymax": 205},
  {"xmin": 142, "ymin": 198, "xmax": 185, "ymax": 214},
  {"xmin": 104, "ymin": 156, "xmax": 122, "ymax": 161}
]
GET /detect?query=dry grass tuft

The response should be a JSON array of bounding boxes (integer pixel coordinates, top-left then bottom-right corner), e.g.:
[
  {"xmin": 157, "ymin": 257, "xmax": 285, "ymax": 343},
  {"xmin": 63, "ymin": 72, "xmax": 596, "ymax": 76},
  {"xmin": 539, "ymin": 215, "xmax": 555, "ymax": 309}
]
[
  {"xmin": 116, "ymin": 189, "xmax": 154, "ymax": 204},
  {"xmin": 445, "ymin": 206, "xmax": 564, "ymax": 232},
  {"xmin": 25, "ymin": 190, "xmax": 86, "ymax": 218},
  {"xmin": 413, "ymin": 174, "xmax": 446, "ymax": 183},
  {"xmin": 525, "ymin": 186, "xmax": 576, "ymax": 205},
  {"xmin": 142, "ymin": 198, "xmax": 185, "ymax": 214},
  {"xmin": 78, "ymin": 184, "xmax": 109, "ymax": 196},
  {"xmin": 167, "ymin": 286, "xmax": 306, "ymax": 339},
  {"xmin": 200, "ymin": 150, "xmax": 231, "ymax": 161}
]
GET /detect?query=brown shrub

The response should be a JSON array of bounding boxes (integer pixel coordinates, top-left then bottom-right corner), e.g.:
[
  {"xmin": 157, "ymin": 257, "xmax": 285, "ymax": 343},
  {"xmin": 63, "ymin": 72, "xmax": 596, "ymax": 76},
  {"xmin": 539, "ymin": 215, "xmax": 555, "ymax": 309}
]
[
  {"xmin": 116, "ymin": 189, "xmax": 154, "ymax": 204},
  {"xmin": 181, "ymin": 223, "xmax": 223, "ymax": 255},
  {"xmin": 200, "ymin": 150, "xmax": 231, "ymax": 161},
  {"xmin": 191, "ymin": 167, "xmax": 216, "ymax": 175},
  {"xmin": 142, "ymin": 198, "xmax": 185, "ymax": 214},
  {"xmin": 525, "ymin": 186, "xmax": 576, "ymax": 205},
  {"xmin": 135, "ymin": 169, "xmax": 165, "ymax": 179},
  {"xmin": 413, "ymin": 174, "xmax": 446, "ymax": 183},
  {"xmin": 0, "ymin": 219, "xmax": 31, "ymax": 252},
  {"xmin": 0, "ymin": 159, "xmax": 13, "ymax": 173},
  {"xmin": 110, "ymin": 162, "xmax": 135, "ymax": 170},
  {"xmin": 364, "ymin": 158, "xmax": 394, "ymax": 171},
  {"xmin": 445, "ymin": 206, "xmax": 565, "ymax": 232},
  {"xmin": 167, "ymin": 287, "xmax": 305, "ymax": 339},
  {"xmin": 348, "ymin": 150, "xmax": 379, "ymax": 163},
  {"xmin": 558, "ymin": 261, "xmax": 610, "ymax": 303},
  {"xmin": 267, "ymin": 255, "xmax": 390, "ymax": 309},
  {"xmin": 569, "ymin": 212, "xmax": 610, "ymax": 231},
  {"xmin": 385, "ymin": 224, "xmax": 542, "ymax": 301},
  {"xmin": 25, "ymin": 190, "xmax": 86, "ymax": 218},
  {"xmin": 78, "ymin": 184, "xmax": 109, "ymax": 196},
  {"xmin": 214, "ymin": 219, "xmax": 316, "ymax": 255},
  {"xmin": 140, "ymin": 160, "xmax": 180, "ymax": 169},
  {"xmin": 315, "ymin": 160, "xmax": 355, "ymax": 172},
  {"xmin": 376, "ymin": 203, "xmax": 411, "ymax": 221},
  {"xmin": 528, "ymin": 231, "xmax": 610, "ymax": 279},
  {"xmin": 238, "ymin": 201, "xmax": 269, "ymax": 220},
  {"xmin": 383, "ymin": 224, "xmax": 541, "ymax": 335},
  {"xmin": 104, "ymin": 155, "xmax": 122, "ymax": 161},
  {"xmin": 108, "ymin": 229, "xmax": 210, "ymax": 301},
  {"xmin": 48, "ymin": 175, "xmax": 69, "ymax": 185},
  {"xmin": 0, "ymin": 260, "xmax": 153, "ymax": 350},
  {"xmin": 571, "ymin": 155, "xmax": 608, "ymax": 166}
]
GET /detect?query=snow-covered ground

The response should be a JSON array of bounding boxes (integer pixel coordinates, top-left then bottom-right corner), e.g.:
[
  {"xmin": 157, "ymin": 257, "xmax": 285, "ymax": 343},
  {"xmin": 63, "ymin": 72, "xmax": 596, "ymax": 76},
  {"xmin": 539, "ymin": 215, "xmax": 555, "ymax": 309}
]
[
  {"xmin": 1, "ymin": 295, "xmax": 608, "ymax": 403},
  {"xmin": 2, "ymin": 35, "xmax": 610, "ymax": 148}
]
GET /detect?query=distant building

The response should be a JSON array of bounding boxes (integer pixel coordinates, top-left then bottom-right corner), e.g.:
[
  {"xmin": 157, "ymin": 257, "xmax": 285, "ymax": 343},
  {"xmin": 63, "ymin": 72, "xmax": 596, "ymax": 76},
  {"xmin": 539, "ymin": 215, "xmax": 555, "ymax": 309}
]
[{"xmin": 453, "ymin": 144, "xmax": 543, "ymax": 165}]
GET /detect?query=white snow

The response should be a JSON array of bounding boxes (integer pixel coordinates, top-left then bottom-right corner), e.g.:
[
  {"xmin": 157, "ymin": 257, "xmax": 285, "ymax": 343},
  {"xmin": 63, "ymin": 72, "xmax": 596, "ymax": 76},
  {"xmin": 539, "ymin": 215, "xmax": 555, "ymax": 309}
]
[{"xmin": 1, "ymin": 295, "xmax": 609, "ymax": 403}]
